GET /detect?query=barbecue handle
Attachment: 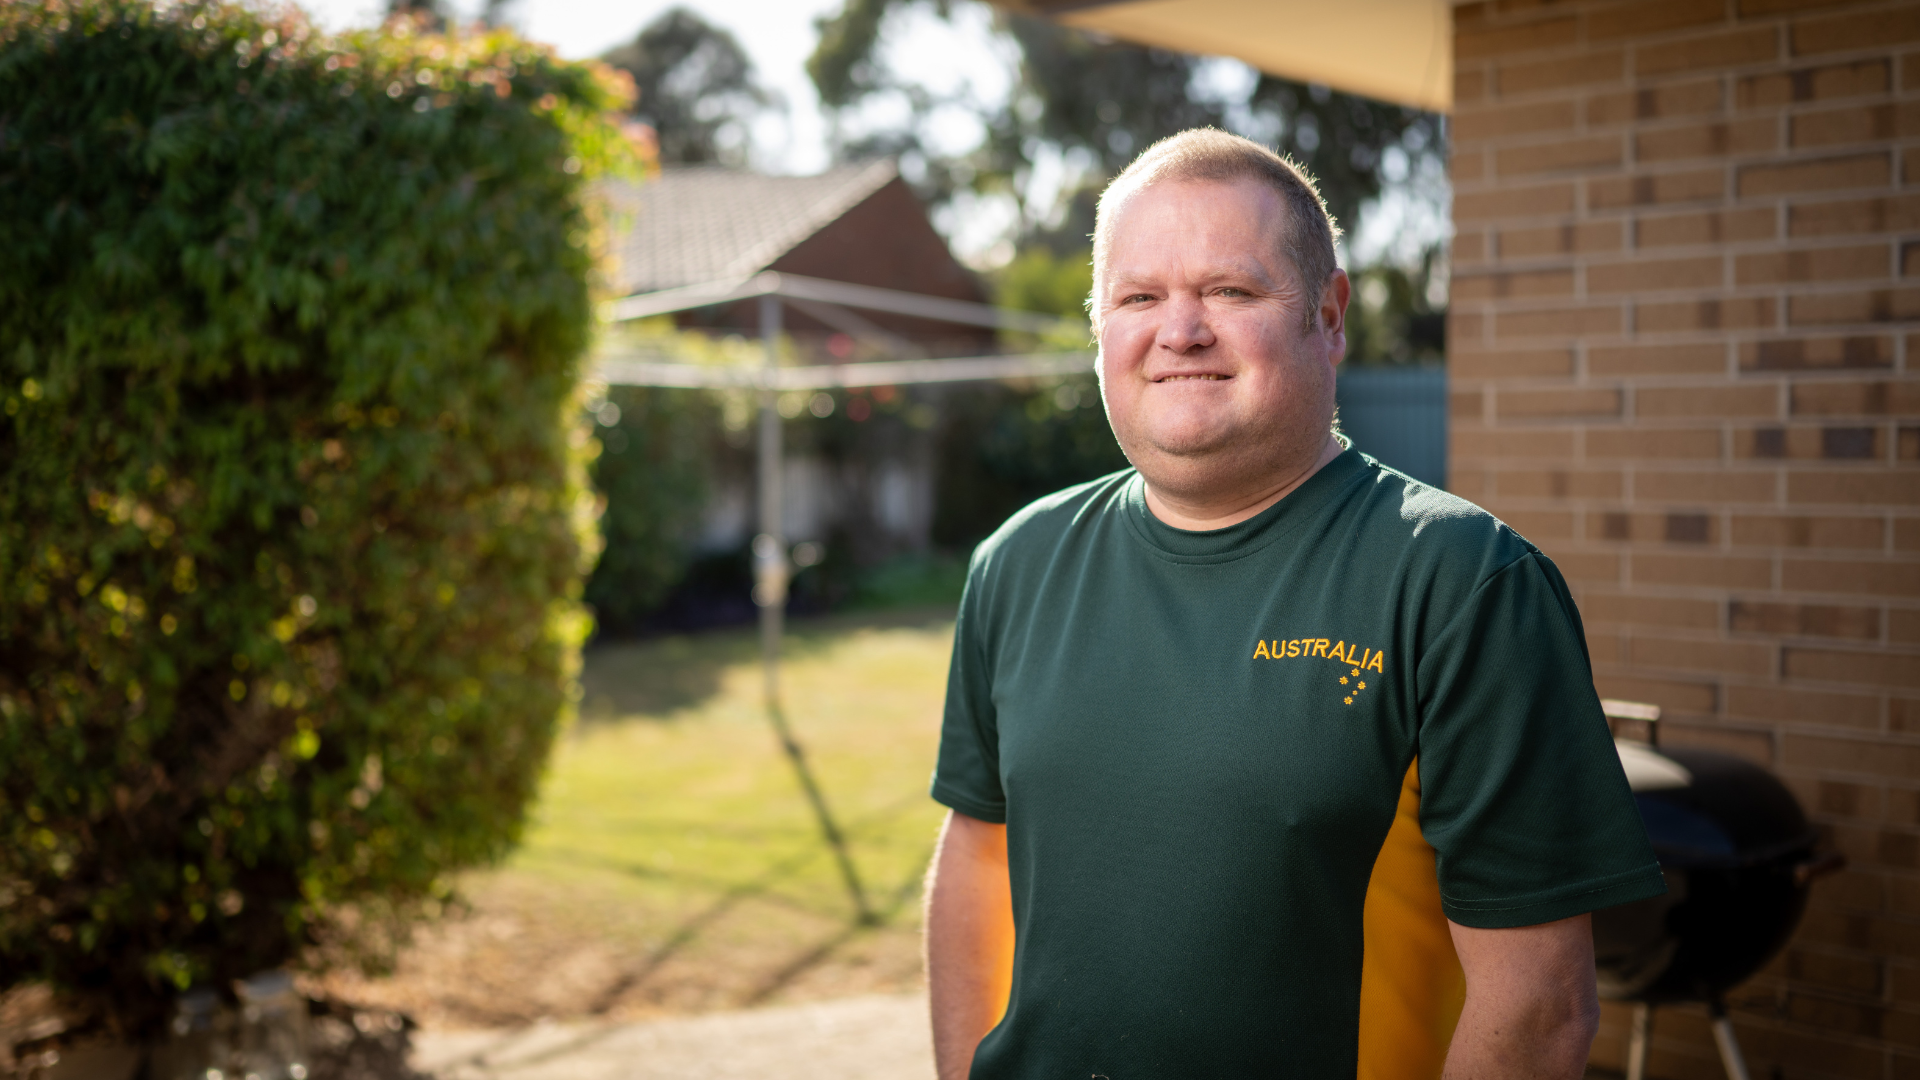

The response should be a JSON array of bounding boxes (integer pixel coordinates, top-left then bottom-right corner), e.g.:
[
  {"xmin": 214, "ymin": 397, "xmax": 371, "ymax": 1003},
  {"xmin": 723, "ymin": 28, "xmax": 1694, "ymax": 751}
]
[{"xmin": 1792, "ymin": 850, "xmax": 1847, "ymax": 887}]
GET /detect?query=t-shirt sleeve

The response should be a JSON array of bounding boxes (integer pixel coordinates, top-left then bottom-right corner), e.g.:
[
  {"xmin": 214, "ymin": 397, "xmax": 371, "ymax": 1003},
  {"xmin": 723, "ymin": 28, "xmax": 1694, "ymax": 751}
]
[
  {"xmin": 1415, "ymin": 550, "xmax": 1666, "ymax": 928},
  {"xmin": 930, "ymin": 558, "xmax": 1006, "ymax": 823}
]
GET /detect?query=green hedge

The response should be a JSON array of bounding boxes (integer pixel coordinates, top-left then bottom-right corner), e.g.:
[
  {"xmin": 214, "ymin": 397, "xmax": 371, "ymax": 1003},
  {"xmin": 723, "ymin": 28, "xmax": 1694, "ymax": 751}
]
[{"xmin": 0, "ymin": 0, "xmax": 635, "ymax": 1033}]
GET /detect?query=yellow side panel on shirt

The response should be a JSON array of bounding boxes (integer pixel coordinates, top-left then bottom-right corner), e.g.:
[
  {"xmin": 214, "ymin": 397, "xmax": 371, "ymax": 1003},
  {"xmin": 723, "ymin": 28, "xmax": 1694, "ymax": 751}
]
[{"xmin": 1357, "ymin": 760, "xmax": 1465, "ymax": 1080}]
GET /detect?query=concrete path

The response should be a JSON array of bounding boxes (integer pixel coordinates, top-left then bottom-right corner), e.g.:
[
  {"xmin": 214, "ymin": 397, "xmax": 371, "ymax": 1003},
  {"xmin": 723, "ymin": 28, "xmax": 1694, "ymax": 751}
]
[{"xmin": 410, "ymin": 994, "xmax": 932, "ymax": 1080}]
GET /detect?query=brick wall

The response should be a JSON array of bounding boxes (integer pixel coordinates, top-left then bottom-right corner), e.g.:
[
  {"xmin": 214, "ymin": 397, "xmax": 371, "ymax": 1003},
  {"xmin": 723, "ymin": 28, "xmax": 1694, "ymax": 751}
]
[{"xmin": 1449, "ymin": 0, "xmax": 1920, "ymax": 1075}]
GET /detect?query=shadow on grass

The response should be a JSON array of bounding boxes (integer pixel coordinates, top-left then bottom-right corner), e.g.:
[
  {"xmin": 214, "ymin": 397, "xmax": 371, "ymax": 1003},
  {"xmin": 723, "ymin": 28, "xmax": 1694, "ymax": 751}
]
[{"xmin": 576, "ymin": 604, "xmax": 958, "ymax": 727}]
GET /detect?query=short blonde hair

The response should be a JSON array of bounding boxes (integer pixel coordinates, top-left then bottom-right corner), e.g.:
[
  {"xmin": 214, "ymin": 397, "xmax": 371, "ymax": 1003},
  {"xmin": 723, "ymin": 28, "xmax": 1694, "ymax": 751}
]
[{"xmin": 1090, "ymin": 129, "xmax": 1342, "ymax": 332}]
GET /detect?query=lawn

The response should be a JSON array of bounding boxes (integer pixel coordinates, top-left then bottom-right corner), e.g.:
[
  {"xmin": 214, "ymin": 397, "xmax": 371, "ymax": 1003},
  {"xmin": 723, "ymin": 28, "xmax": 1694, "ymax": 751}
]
[{"xmin": 313, "ymin": 607, "xmax": 958, "ymax": 1028}]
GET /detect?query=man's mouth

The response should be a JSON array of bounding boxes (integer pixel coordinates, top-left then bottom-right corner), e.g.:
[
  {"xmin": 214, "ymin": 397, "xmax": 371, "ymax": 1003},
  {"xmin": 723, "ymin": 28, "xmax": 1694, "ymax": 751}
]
[{"xmin": 1155, "ymin": 374, "xmax": 1229, "ymax": 382}]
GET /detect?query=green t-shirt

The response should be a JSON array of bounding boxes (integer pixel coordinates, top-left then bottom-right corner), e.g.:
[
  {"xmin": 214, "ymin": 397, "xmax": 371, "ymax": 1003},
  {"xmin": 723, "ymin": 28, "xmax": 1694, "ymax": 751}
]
[{"xmin": 932, "ymin": 448, "xmax": 1664, "ymax": 1079}]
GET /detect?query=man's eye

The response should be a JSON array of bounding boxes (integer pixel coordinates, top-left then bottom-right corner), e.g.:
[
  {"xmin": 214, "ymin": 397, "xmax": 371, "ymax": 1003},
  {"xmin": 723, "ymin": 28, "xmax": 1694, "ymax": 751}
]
[
  {"xmin": 1124, "ymin": 294, "xmax": 1154, "ymax": 304},
  {"xmin": 1217, "ymin": 287, "xmax": 1247, "ymax": 297}
]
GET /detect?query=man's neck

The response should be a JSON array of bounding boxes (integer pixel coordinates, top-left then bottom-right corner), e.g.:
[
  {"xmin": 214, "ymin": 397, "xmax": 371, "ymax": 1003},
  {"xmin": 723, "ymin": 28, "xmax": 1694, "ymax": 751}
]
[{"xmin": 1141, "ymin": 434, "xmax": 1345, "ymax": 532}]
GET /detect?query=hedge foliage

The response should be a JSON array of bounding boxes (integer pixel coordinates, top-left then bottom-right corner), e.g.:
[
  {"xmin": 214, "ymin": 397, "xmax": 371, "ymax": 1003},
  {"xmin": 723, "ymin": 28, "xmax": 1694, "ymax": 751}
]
[{"xmin": 0, "ymin": 0, "xmax": 638, "ymax": 1031}]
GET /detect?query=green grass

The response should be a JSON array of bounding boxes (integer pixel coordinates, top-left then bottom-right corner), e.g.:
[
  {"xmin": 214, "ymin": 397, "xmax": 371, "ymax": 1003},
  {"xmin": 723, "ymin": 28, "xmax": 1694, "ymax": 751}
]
[{"xmin": 321, "ymin": 607, "xmax": 961, "ymax": 1024}]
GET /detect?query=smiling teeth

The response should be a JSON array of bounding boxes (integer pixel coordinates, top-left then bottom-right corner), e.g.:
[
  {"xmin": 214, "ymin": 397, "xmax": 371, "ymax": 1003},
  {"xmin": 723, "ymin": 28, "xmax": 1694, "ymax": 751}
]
[{"xmin": 1161, "ymin": 374, "xmax": 1226, "ymax": 381}]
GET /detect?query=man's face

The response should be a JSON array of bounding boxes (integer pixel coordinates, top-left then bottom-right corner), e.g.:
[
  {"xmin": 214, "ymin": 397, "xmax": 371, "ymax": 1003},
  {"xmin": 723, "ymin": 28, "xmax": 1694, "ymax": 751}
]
[{"xmin": 1096, "ymin": 178, "xmax": 1348, "ymax": 502}]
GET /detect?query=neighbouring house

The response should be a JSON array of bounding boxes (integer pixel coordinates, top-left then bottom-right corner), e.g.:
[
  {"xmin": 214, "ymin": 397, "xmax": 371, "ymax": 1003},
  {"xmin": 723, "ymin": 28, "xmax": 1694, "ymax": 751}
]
[
  {"xmin": 604, "ymin": 161, "xmax": 996, "ymax": 559},
  {"xmin": 1010, "ymin": 0, "xmax": 1920, "ymax": 1075}
]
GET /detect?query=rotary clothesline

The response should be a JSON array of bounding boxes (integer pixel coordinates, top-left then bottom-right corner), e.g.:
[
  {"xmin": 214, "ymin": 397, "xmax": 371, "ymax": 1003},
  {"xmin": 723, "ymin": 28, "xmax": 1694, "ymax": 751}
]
[{"xmin": 597, "ymin": 272, "xmax": 1090, "ymax": 923}]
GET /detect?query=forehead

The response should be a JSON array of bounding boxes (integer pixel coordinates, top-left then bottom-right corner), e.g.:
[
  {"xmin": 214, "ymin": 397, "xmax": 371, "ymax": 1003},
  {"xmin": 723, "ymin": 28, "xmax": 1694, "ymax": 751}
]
[{"xmin": 1105, "ymin": 177, "xmax": 1290, "ymax": 279}]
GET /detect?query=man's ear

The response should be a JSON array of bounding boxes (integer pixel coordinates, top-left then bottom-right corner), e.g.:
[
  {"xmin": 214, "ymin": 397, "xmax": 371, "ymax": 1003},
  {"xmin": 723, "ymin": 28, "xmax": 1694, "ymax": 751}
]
[{"xmin": 1320, "ymin": 269, "xmax": 1351, "ymax": 359}]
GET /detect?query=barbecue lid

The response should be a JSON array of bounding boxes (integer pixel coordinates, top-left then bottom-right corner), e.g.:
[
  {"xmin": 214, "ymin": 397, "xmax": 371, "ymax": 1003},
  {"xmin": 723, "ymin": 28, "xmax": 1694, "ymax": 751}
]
[{"xmin": 1614, "ymin": 740, "xmax": 1817, "ymax": 870}]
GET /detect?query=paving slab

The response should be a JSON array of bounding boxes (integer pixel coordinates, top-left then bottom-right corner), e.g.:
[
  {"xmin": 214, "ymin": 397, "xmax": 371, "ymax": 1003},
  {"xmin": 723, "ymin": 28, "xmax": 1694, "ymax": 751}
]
[{"xmin": 410, "ymin": 993, "xmax": 932, "ymax": 1080}]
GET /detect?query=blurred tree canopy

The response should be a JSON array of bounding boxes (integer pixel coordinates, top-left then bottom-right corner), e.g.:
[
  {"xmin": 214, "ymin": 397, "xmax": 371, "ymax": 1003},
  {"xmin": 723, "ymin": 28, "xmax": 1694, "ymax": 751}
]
[
  {"xmin": 807, "ymin": 0, "xmax": 1443, "ymax": 253},
  {"xmin": 0, "ymin": 0, "xmax": 638, "ymax": 1034},
  {"xmin": 602, "ymin": 7, "xmax": 772, "ymax": 166}
]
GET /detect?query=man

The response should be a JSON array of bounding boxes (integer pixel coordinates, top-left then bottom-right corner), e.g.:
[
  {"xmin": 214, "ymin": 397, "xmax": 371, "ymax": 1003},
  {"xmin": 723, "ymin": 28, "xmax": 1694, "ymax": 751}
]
[{"xmin": 925, "ymin": 129, "xmax": 1664, "ymax": 1080}]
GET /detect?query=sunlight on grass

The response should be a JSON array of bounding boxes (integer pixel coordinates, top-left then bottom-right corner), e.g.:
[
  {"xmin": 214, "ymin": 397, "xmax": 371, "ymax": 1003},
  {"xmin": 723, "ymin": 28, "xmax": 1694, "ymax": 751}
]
[
  {"xmin": 527, "ymin": 607, "xmax": 956, "ymax": 924},
  {"xmin": 318, "ymin": 608, "xmax": 961, "ymax": 1024}
]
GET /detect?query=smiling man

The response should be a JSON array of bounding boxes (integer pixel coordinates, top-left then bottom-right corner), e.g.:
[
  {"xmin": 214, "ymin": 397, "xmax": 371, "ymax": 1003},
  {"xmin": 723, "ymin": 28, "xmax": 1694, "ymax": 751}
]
[{"xmin": 924, "ymin": 129, "xmax": 1664, "ymax": 1080}]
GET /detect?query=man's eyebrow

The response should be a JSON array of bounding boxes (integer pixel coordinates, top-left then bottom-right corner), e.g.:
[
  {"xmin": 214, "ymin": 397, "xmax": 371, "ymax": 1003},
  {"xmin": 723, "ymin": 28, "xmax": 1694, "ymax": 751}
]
[{"xmin": 1104, "ymin": 263, "xmax": 1280, "ymax": 292}]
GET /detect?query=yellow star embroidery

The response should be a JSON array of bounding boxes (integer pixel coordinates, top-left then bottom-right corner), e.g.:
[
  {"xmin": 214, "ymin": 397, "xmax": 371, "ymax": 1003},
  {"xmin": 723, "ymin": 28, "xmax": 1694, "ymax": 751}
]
[
  {"xmin": 1358, "ymin": 681, "xmax": 1367, "ymax": 690},
  {"xmin": 1339, "ymin": 675, "xmax": 1349, "ymax": 685},
  {"xmin": 1344, "ymin": 695, "xmax": 1354, "ymax": 705}
]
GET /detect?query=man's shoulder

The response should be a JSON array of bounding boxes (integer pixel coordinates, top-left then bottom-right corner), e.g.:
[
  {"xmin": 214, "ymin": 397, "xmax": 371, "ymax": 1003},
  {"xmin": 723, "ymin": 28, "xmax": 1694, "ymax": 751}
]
[
  {"xmin": 1342, "ymin": 451, "xmax": 1537, "ymax": 581},
  {"xmin": 970, "ymin": 468, "xmax": 1135, "ymax": 572}
]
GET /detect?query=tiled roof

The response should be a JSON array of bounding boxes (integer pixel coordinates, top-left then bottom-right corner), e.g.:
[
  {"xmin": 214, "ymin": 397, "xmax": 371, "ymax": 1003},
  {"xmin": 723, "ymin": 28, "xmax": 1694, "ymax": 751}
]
[{"xmin": 607, "ymin": 160, "xmax": 899, "ymax": 296}]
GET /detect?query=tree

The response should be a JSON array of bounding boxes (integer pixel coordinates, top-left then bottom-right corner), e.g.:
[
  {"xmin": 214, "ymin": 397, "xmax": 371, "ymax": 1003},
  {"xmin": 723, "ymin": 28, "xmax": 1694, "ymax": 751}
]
[
  {"xmin": 602, "ymin": 7, "xmax": 772, "ymax": 166},
  {"xmin": 0, "ymin": 0, "xmax": 638, "ymax": 1036},
  {"xmin": 806, "ymin": 0, "xmax": 1445, "ymax": 259}
]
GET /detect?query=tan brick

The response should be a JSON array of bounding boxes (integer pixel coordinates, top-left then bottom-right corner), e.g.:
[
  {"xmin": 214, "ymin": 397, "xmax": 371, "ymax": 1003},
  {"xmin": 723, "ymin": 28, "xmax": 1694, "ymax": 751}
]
[
  {"xmin": 1496, "ymin": 509, "xmax": 1576, "ymax": 541},
  {"xmin": 1588, "ymin": 342, "xmax": 1726, "ymax": 376},
  {"xmin": 1455, "ymin": 182, "xmax": 1577, "ymax": 222},
  {"xmin": 1454, "ymin": 229, "xmax": 1489, "ymax": 264},
  {"xmin": 1784, "ymin": 948, "xmax": 1884, "ymax": 997},
  {"xmin": 1790, "ymin": 470, "xmax": 1920, "ymax": 506},
  {"xmin": 1638, "ymin": 26, "xmax": 1780, "ymax": 77},
  {"xmin": 1638, "ymin": 383, "xmax": 1781, "ymax": 419},
  {"xmin": 1497, "ymin": 136, "xmax": 1625, "ymax": 177},
  {"xmin": 1497, "ymin": 386, "xmax": 1624, "ymax": 419},
  {"xmin": 1739, "ymin": 0, "xmax": 1873, "ymax": 14},
  {"xmin": 1739, "ymin": 59, "xmax": 1893, "ymax": 109},
  {"xmin": 1727, "ymin": 683, "xmax": 1881, "ymax": 727},
  {"xmin": 1452, "ymin": 268, "xmax": 1576, "ymax": 301},
  {"xmin": 1493, "ymin": 305, "xmax": 1624, "ymax": 338},
  {"xmin": 1792, "ymin": 379, "xmax": 1920, "ymax": 416},
  {"xmin": 1631, "ymin": 634, "xmax": 1776, "ymax": 678},
  {"xmin": 1791, "ymin": 289, "xmax": 1920, "ymax": 327},
  {"xmin": 1580, "ymin": 592, "xmax": 1722, "ymax": 628},
  {"xmin": 1639, "ymin": 469, "xmax": 1777, "ymax": 502},
  {"xmin": 1793, "ymin": 7, "xmax": 1920, "ymax": 57},
  {"xmin": 1899, "ymin": 518, "xmax": 1920, "ymax": 553},
  {"xmin": 1733, "ymin": 513, "xmax": 1885, "ymax": 549},
  {"xmin": 1496, "ymin": 49, "xmax": 1625, "ymax": 95},
  {"xmin": 1786, "ymin": 733, "xmax": 1920, "ymax": 778},
  {"xmin": 1456, "ymin": 16, "xmax": 1579, "ymax": 61},
  {"xmin": 1895, "ymin": 608, "xmax": 1920, "ymax": 644},
  {"xmin": 1588, "ymin": 0, "xmax": 1726, "ymax": 41},
  {"xmin": 1451, "ymin": 388, "xmax": 1485, "ymax": 423},
  {"xmin": 1785, "ymin": 558, "xmax": 1920, "ymax": 596},
  {"xmin": 1547, "ymin": 548, "xmax": 1623, "ymax": 585},
  {"xmin": 1736, "ymin": 244, "xmax": 1892, "ymax": 285},
  {"xmin": 1743, "ymin": 334, "xmax": 1897, "ymax": 372},
  {"xmin": 1456, "ymin": 67, "xmax": 1487, "ymax": 106},
  {"xmin": 1588, "ymin": 256, "xmax": 1724, "ymax": 294},
  {"xmin": 1895, "ymin": 694, "xmax": 1920, "ymax": 730},
  {"xmin": 1793, "ymin": 103, "xmax": 1920, "ymax": 150},
  {"xmin": 1635, "ymin": 551, "xmax": 1774, "ymax": 588},
  {"xmin": 1787, "ymin": 647, "xmax": 1920, "ymax": 689},
  {"xmin": 1732, "ymin": 600, "xmax": 1883, "ymax": 640},
  {"xmin": 1739, "ymin": 153, "xmax": 1895, "ymax": 198},
  {"xmin": 1451, "ymin": 348, "xmax": 1574, "ymax": 379},
  {"xmin": 1737, "ymin": 424, "xmax": 1886, "ymax": 461},
  {"xmin": 1495, "ymin": 467, "xmax": 1623, "ymax": 498},
  {"xmin": 1790, "ymin": 194, "xmax": 1920, "ymax": 237},
  {"xmin": 1636, "ymin": 117, "xmax": 1778, "ymax": 163},
  {"xmin": 1453, "ymin": 100, "xmax": 1578, "ymax": 143},
  {"xmin": 1451, "ymin": 151, "xmax": 1488, "ymax": 185},
  {"xmin": 1589, "ymin": 168, "xmax": 1726, "ymax": 209},
  {"xmin": 1585, "ymin": 427, "xmax": 1723, "ymax": 459},
  {"xmin": 1588, "ymin": 510, "xmax": 1717, "ymax": 543},
  {"xmin": 1635, "ymin": 296, "xmax": 1778, "ymax": 332},
  {"xmin": 1636, "ymin": 206, "xmax": 1776, "ymax": 247},
  {"xmin": 1497, "ymin": 221, "xmax": 1623, "ymax": 258},
  {"xmin": 1592, "ymin": 673, "xmax": 1717, "ymax": 714},
  {"xmin": 1452, "ymin": 428, "xmax": 1576, "ymax": 460},
  {"xmin": 1586, "ymin": 80, "xmax": 1723, "ymax": 127}
]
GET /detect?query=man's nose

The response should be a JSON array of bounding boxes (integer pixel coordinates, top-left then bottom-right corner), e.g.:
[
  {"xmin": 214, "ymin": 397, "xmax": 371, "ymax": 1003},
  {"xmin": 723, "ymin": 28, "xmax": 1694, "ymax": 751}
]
[{"xmin": 1154, "ymin": 294, "xmax": 1215, "ymax": 354}]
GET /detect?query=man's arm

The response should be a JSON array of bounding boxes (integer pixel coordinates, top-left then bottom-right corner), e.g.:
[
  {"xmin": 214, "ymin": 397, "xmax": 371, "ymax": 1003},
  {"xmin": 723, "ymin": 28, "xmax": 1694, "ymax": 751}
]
[
  {"xmin": 926, "ymin": 809, "xmax": 1015, "ymax": 1080},
  {"xmin": 1443, "ymin": 914, "xmax": 1600, "ymax": 1080}
]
